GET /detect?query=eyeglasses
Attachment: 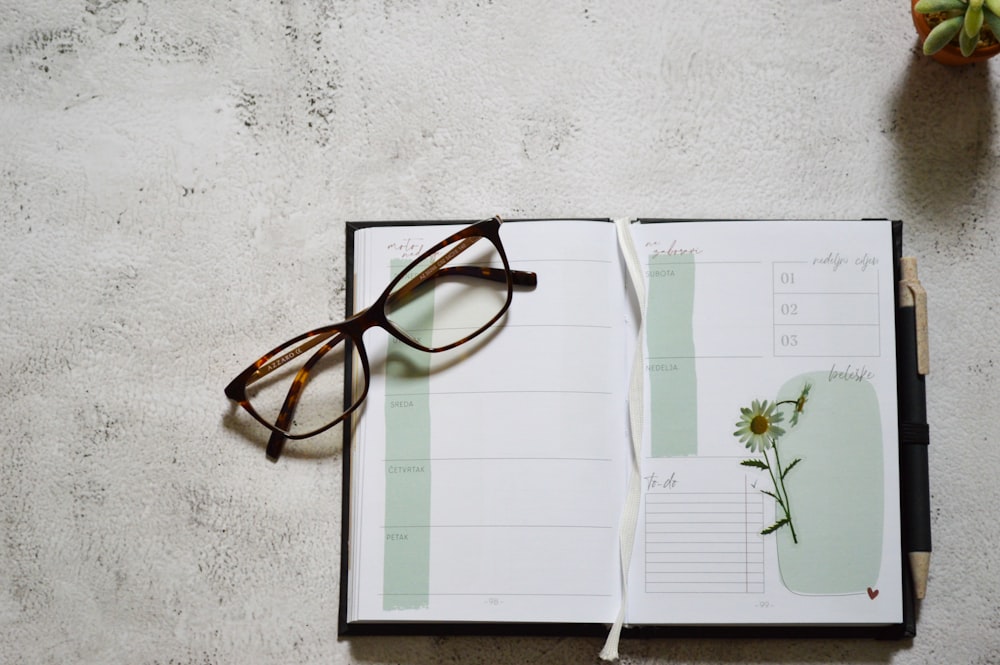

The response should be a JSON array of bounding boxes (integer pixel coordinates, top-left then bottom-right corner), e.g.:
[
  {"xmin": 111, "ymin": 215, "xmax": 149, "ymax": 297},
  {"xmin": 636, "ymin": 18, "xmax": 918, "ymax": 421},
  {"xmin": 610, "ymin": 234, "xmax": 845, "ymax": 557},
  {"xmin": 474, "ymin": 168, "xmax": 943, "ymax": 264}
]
[{"xmin": 225, "ymin": 216, "xmax": 537, "ymax": 461}]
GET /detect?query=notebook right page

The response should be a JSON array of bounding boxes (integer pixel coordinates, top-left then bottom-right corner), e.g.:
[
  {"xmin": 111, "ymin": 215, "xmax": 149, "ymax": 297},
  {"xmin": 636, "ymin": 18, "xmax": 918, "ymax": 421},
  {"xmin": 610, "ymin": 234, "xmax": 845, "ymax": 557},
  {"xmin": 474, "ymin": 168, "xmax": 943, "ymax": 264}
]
[{"xmin": 626, "ymin": 219, "xmax": 902, "ymax": 626}]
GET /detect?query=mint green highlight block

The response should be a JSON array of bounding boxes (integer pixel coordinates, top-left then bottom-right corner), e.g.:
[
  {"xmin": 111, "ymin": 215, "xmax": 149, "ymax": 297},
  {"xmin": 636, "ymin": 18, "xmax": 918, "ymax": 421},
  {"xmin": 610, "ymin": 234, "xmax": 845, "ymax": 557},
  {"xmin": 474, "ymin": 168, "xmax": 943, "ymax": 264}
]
[
  {"xmin": 774, "ymin": 370, "xmax": 883, "ymax": 595},
  {"xmin": 646, "ymin": 254, "xmax": 698, "ymax": 457},
  {"xmin": 383, "ymin": 259, "xmax": 433, "ymax": 610}
]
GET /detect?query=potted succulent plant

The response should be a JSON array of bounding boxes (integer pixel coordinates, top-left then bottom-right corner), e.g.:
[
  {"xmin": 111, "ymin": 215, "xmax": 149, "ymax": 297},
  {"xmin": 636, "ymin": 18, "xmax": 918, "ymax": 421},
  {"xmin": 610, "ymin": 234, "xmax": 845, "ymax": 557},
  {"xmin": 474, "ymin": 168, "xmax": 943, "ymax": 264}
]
[{"xmin": 912, "ymin": 0, "xmax": 1000, "ymax": 65}]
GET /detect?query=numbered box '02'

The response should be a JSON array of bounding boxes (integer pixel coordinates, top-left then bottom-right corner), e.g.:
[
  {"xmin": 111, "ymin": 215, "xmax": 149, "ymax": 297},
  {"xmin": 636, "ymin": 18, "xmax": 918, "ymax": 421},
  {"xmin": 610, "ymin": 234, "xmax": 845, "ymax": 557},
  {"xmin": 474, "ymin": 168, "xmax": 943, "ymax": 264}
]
[
  {"xmin": 773, "ymin": 324, "xmax": 880, "ymax": 357},
  {"xmin": 773, "ymin": 293, "xmax": 880, "ymax": 326}
]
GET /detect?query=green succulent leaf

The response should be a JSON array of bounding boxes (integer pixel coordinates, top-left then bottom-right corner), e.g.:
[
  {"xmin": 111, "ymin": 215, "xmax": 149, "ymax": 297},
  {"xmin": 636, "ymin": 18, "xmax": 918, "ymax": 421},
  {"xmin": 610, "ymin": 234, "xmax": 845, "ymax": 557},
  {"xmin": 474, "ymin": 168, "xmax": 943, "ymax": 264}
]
[
  {"xmin": 966, "ymin": 4, "xmax": 985, "ymax": 38},
  {"xmin": 987, "ymin": 0, "xmax": 1000, "ymax": 18},
  {"xmin": 923, "ymin": 15, "xmax": 964, "ymax": 54},
  {"xmin": 985, "ymin": 10, "xmax": 1000, "ymax": 38},
  {"xmin": 960, "ymin": 21, "xmax": 980, "ymax": 54},
  {"xmin": 914, "ymin": 0, "xmax": 969, "ymax": 11}
]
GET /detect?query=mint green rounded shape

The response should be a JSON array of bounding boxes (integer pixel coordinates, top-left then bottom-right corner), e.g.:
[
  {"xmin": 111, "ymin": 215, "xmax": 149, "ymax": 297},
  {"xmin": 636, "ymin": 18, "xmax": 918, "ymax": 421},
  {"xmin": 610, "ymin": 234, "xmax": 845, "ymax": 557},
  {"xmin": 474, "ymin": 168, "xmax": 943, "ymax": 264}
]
[{"xmin": 774, "ymin": 370, "xmax": 883, "ymax": 595}]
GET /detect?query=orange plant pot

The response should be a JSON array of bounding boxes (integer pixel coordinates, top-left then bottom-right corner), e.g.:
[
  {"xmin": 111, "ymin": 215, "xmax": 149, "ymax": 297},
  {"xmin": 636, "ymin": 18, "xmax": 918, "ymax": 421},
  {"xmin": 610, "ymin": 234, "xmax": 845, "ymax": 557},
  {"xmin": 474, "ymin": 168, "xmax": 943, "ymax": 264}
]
[{"xmin": 911, "ymin": 0, "xmax": 1000, "ymax": 65}]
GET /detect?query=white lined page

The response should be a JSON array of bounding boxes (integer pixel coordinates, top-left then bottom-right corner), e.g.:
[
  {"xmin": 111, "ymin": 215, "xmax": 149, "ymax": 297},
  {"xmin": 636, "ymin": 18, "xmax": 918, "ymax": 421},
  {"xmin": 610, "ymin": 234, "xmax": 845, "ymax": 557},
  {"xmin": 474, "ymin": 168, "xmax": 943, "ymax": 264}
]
[
  {"xmin": 627, "ymin": 220, "xmax": 902, "ymax": 626},
  {"xmin": 347, "ymin": 219, "xmax": 629, "ymax": 624}
]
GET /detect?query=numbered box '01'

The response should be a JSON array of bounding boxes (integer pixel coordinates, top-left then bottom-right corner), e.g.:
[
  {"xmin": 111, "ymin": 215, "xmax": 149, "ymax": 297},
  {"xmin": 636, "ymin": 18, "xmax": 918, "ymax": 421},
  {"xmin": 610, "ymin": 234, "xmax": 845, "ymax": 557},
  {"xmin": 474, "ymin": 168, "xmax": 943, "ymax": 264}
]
[
  {"xmin": 773, "ymin": 263, "xmax": 880, "ymax": 294},
  {"xmin": 773, "ymin": 293, "xmax": 880, "ymax": 326},
  {"xmin": 773, "ymin": 324, "xmax": 880, "ymax": 357}
]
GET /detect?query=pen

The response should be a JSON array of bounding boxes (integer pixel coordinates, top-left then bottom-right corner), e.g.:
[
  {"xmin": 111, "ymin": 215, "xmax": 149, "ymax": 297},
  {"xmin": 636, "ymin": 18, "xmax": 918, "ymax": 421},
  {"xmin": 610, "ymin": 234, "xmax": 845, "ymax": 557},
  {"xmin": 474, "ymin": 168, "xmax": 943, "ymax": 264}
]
[{"xmin": 897, "ymin": 257, "xmax": 931, "ymax": 600}]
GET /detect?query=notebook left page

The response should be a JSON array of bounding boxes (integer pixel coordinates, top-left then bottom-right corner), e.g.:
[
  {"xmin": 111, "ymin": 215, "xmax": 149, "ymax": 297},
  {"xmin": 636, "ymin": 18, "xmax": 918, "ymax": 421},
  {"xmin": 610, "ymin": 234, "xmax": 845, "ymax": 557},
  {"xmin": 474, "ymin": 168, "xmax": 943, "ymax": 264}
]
[{"xmin": 344, "ymin": 219, "xmax": 629, "ymax": 626}]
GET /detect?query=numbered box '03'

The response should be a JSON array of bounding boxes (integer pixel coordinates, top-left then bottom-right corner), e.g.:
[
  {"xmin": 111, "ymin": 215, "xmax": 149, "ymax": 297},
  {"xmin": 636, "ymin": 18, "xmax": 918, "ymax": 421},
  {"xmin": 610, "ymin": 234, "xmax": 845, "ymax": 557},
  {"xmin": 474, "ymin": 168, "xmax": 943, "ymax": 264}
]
[{"xmin": 773, "ymin": 323, "xmax": 880, "ymax": 357}]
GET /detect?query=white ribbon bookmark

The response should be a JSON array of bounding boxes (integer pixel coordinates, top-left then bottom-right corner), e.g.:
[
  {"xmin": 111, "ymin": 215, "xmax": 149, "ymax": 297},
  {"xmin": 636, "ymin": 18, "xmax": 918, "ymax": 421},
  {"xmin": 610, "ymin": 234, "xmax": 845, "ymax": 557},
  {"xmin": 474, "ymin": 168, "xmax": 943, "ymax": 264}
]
[{"xmin": 600, "ymin": 218, "xmax": 647, "ymax": 661}]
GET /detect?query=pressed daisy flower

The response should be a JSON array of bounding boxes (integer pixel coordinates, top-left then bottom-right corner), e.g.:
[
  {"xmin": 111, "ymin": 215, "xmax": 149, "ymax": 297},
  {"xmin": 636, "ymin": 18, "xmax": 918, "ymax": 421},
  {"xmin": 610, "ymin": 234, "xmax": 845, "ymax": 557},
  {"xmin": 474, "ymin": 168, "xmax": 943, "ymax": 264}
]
[
  {"xmin": 789, "ymin": 383, "xmax": 812, "ymax": 426},
  {"xmin": 734, "ymin": 389, "xmax": 810, "ymax": 544},
  {"xmin": 734, "ymin": 399, "xmax": 786, "ymax": 453}
]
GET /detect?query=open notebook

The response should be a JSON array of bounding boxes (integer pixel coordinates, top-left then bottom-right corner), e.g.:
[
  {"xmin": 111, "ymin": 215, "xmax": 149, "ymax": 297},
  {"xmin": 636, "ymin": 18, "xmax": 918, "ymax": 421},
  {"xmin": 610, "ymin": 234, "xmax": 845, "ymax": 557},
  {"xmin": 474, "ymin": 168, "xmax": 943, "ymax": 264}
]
[{"xmin": 338, "ymin": 218, "xmax": 915, "ymax": 639}]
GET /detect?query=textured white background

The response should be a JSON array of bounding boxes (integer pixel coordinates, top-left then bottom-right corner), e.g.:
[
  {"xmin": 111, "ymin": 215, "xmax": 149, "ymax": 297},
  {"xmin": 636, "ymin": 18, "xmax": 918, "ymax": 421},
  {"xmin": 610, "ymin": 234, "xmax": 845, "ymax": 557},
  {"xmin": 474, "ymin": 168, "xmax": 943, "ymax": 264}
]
[{"xmin": 1, "ymin": 1, "xmax": 998, "ymax": 663}]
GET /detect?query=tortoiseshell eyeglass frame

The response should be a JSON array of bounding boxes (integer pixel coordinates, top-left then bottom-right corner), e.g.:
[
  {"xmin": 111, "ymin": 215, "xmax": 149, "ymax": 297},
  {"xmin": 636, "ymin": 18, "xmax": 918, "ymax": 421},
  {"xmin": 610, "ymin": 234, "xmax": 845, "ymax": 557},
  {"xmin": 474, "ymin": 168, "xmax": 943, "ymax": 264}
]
[{"xmin": 225, "ymin": 216, "xmax": 538, "ymax": 461}]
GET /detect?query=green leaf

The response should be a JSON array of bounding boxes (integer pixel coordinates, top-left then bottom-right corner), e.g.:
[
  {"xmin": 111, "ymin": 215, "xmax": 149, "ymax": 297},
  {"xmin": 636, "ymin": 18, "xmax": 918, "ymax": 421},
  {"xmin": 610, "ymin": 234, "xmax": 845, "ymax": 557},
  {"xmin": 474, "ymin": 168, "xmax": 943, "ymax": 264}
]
[
  {"xmin": 985, "ymin": 11, "xmax": 1000, "ymax": 39},
  {"xmin": 966, "ymin": 4, "xmax": 985, "ymax": 38},
  {"xmin": 781, "ymin": 457, "xmax": 802, "ymax": 479},
  {"xmin": 960, "ymin": 22, "xmax": 980, "ymax": 55},
  {"xmin": 986, "ymin": 0, "xmax": 1000, "ymax": 18},
  {"xmin": 761, "ymin": 489, "xmax": 783, "ymax": 506},
  {"xmin": 915, "ymin": 0, "xmax": 971, "ymax": 10},
  {"xmin": 761, "ymin": 518, "xmax": 789, "ymax": 535},
  {"xmin": 741, "ymin": 459, "xmax": 769, "ymax": 470},
  {"xmin": 923, "ymin": 15, "xmax": 964, "ymax": 54}
]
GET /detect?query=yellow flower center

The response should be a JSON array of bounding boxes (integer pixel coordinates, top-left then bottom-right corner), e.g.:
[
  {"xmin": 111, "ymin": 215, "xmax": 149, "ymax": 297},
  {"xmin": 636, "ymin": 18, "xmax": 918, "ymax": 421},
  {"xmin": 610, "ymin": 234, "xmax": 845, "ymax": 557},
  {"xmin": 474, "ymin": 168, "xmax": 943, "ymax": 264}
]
[{"xmin": 750, "ymin": 414, "xmax": 770, "ymax": 435}]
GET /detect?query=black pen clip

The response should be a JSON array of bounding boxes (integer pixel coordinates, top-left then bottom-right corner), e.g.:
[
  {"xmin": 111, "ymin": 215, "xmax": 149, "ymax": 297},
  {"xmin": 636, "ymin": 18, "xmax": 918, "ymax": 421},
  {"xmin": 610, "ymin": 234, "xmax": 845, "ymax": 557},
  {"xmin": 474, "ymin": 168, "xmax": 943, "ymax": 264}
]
[{"xmin": 899, "ymin": 257, "xmax": 929, "ymax": 376}]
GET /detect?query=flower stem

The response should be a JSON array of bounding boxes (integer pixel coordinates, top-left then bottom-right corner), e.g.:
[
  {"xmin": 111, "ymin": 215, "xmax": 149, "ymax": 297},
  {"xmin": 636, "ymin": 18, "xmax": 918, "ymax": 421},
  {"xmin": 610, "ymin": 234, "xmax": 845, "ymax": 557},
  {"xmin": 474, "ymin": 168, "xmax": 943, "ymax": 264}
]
[
  {"xmin": 761, "ymin": 446, "xmax": 792, "ymax": 540},
  {"xmin": 762, "ymin": 449, "xmax": 785, "ymax": 510},
  {"xmin": 771, "ymin": 442, "xmax": 798, "ymax": 544}
]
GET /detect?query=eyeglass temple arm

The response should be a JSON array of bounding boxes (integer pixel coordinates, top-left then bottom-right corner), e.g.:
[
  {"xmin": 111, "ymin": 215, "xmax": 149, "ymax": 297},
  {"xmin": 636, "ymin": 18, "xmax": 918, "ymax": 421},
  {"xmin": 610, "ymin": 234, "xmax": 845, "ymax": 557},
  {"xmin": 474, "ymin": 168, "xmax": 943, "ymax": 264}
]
[
  {"xmin": 386, "ymin": 264, "xmax": 537, "ymax": 309},
  {"xmin": 436, "ymin": 265, "xmax": 537, "ymax": 286},
  {"xmin": 266, "ymin": 332, "xmax": 346, "ymax": 461},
  {"xmin": 244, "ymin": 331, "xmax": 335, "ymax": 387}
]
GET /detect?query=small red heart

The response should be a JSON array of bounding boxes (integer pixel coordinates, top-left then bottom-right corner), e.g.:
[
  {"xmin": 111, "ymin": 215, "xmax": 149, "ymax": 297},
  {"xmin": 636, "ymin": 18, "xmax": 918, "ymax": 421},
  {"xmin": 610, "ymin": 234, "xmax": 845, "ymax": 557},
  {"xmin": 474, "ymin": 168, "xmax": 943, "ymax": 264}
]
[{"xmin": 867, "ymin": 587, "xmax": 879, "ymax": 600}]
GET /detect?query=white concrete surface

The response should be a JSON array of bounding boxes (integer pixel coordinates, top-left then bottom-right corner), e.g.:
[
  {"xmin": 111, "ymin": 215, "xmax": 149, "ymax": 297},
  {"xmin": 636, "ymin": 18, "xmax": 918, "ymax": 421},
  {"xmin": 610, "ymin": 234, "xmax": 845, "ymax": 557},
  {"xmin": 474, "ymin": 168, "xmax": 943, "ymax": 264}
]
[{"xmin": 1, "ymin": 1, "xmax": 998, "ymax": 663}]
